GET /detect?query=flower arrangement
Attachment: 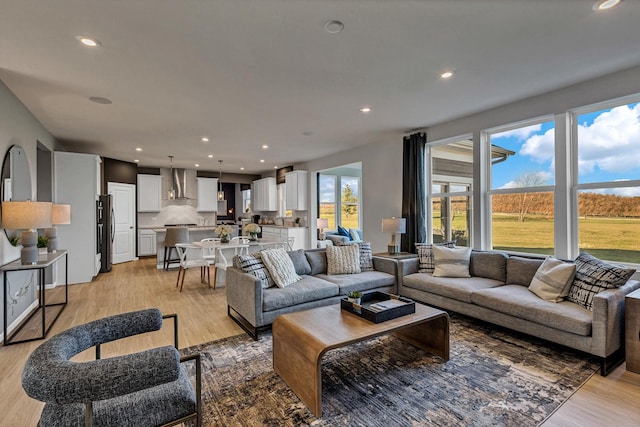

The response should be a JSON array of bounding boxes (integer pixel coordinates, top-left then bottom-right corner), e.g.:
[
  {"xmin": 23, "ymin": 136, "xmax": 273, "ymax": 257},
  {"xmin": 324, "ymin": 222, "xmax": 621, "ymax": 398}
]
[
  {"xmin": 215, "ymin": 224, "xmax": 233, "ymax": 237},
  {"xmin": 243, "ymin": 223, "xmax": 261, "ymax": 234}
]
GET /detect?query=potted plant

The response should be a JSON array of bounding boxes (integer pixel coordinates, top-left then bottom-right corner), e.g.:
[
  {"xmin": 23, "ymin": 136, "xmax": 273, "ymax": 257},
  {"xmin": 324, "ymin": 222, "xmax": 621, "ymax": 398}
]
[
  {"xmin": 243, "ymin": 223, "xmax": 261, "ymax": 241},
  {"xmin": 347, "ymin": 291, "xmax": 362, "ymax": 305},
  {"xmin": 37, "ymin": 236, "xmax": 49, "ymax": 254}
]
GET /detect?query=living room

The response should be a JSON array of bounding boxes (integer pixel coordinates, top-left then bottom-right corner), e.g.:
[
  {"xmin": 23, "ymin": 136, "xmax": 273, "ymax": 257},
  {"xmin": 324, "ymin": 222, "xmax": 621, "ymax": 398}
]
[{"xmin": 1, "ymin": 1, "xmax": 640, "ymax": 426}]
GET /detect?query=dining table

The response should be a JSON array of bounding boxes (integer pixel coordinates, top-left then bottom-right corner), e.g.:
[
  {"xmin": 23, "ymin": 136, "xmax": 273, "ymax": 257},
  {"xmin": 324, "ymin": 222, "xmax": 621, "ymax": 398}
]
[{"xmin": 192, "ymin": 237, "xmax": 289, "ymax": 268}]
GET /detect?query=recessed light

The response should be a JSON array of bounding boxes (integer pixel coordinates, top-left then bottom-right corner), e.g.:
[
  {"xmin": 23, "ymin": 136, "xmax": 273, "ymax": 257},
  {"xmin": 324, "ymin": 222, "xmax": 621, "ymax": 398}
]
[
  {"xmin": 207, "ymin": 154, "xmax": 213, "ymax": 158},
  {"xmin": 240, "ymin": 167, "xmax": 245, "ymax": 171},
  {"xmin": 274, "ymin": 166, "xmax": 278, "ymax": 169},
  {"xmin": 359, "ymin": 107, "xmax": 371, "ymax": 113},
  {"xmin": 89, "ymin": 96, "xmax": 112, "ymax": 104},
  {"xmin": 440, "ymin": 70, "xmax": 455, "ymax": 79},
  {"xmin": 260, "ymin": 159, "xmax": 265, "ymax": 163},
  {"xmin": 135, "ymin": 147, "xmax": 142, "ymax": 152},
  {"xmin": 325, "ymin": 20, "xmax": 344, "ymax": 34},
  {"xmin": 593, "ymin": 0, "xmax": 622, "ymax": 10},
  {"xmin": 76, "ymin": 36, "xmax": 101, "ymax": 47},
  {"xmin": 262, "ymin": 145, "xmax": 269, "ymax": 149},
  {"xmin": 195, "ymin": 164, "xmax": 200, "ymax": 167},
  {"xmin": 134, "ymin": 159, "xmax": 140, "ymax": 163},
  {"xmin": 201, "ymin": 137, "xmax": 209, "ymax": 142}
]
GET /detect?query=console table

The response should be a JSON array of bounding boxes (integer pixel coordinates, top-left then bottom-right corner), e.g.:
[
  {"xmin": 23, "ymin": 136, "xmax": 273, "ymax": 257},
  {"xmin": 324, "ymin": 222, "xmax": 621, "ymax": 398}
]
[{"xmin": 2, "ymin": 250, "xmax": 68, "ymax": 345}]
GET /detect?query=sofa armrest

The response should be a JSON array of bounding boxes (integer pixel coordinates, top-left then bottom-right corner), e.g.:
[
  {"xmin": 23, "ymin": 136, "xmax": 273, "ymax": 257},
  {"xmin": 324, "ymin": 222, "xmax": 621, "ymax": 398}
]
[
  {"xmin": 372, "ymin": 256, "xmax": 397, "ymax": 276},
  {"xmin": 326, "ymin": 235, "xmax": 349, "ymax": 245},
  {"xmin": 591, "ymin": 279, "xmax": 640, "ymax": 357},
  {"xmin": 397, "ymin": 258, "xmax": 420, "ymax": 294},
  {"xmin": 226, "ymin": 267, "xmax": 264, "ymax": 328}
]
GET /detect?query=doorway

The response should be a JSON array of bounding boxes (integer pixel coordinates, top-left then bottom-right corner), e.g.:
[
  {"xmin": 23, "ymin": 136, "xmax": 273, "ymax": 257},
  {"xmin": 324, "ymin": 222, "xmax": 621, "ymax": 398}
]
[{"xmin": 108, "ymin": 182, "xmax": 136, "ymax": 264}]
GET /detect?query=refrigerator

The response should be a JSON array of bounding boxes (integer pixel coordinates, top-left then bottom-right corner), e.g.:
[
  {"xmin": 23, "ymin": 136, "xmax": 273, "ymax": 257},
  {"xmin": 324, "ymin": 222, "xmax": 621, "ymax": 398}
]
[{"xmin": 97, "ymin": 194, "xmax": 113, "ymax": 273}]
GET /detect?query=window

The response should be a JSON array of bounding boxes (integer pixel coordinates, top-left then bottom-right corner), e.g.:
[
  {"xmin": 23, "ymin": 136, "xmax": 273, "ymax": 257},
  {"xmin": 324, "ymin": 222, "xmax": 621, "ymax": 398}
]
[
  {"xmin": 319, "ymin": 174, "xmax": 337, "ymax": 230},
  {"xmin": 341, "ymin": 176, "xmax": 360, "ymax": 229},
  {"xmin": 575, "ymin": 101, "xmax": 640, "ymax": 263},
  {"xmin": 428, "ymin": 139, "xmax": 473, "ymax": 246},
  {"xmin": 319, "ymin": 173, "xmax": 361, "ymax": 230},
  {"xmin": 241, "ymin": 189, "xmax": 251, "ymax": 213}
]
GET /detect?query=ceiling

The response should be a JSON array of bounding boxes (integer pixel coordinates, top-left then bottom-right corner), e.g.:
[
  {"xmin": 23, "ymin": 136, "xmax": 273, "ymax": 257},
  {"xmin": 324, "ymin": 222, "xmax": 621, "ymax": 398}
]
[{"xmin": 1, "ymin": 0, "xmax": 639, "ymax": 174}]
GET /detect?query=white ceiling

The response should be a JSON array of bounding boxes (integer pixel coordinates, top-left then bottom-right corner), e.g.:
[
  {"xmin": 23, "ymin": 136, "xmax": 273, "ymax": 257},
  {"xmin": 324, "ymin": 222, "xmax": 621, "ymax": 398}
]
[{"xmin": 1, "ymin": 0, "xmax": 639, "ymax": 174}]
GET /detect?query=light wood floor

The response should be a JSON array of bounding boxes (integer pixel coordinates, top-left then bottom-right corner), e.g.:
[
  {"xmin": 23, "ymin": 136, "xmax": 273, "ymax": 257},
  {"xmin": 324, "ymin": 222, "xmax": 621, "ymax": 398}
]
[{"xmin": 1, "ymin": 257, "xmax": 638, "ymax": 426}]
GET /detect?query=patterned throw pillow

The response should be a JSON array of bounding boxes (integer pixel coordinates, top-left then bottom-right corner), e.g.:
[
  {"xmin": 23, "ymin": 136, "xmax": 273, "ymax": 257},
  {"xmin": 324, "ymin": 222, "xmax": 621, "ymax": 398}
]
[
  {"xmin": 260, "ymin": 248, "xmax": 302, "ymax": 288},
  {"xmin": 432, "ymin": 246, "xmax": 471, "ymax": 278},
  {"xmin": 528, "ymin": 257, "xmax": 576, "ymax": 302},
  {"xmin": 416, "ymin": 241, "xmax": 456, "ymax": 273},
  {"xmin": 567, "ymin": 252, "xmax": 636, "ymax": 310},
  {"xmin": 234, "ymin": 254, "xmax": 275, "ymax": 289},
  {"xmin": 358, "ymin": 242, "xmax": 374, "ymax": 272},
  {"xmin": 326, "ymin": 244, "xmax": 361, "ymax": 275}
]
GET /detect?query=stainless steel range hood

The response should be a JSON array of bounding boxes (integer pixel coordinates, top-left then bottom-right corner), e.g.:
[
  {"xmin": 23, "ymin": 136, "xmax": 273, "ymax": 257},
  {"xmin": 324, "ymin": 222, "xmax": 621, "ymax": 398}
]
[{"xmin": 171, "ymin": 168, "xmax": 189, "ymax": 199}]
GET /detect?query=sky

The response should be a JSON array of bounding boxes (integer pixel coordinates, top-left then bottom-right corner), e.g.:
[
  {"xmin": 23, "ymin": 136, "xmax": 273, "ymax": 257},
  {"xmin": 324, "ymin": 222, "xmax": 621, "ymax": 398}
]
[
  {"xmin": 491, "ymin": 102, "xmax": 640, "ymax": 196},
  {"xmin": 319, "ymin": 175, "xmax": 359, "ymax": 203}
]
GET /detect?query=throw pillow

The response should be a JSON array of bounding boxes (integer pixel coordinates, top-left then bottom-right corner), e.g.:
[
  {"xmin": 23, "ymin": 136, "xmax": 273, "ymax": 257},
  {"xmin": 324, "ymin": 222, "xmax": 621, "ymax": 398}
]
[
  {"xmin": 432, "ymin": 246, "xmax": 471, "ymax": 278},
  {"xmin": 528, "ymin": 257, "xmax": 576, "ymax": 303},
  {"xmin": 349, "ymin": 228, "xmax": 361, "ymax": 241},
  {"xmin": 234, "ymin": 254, "xmax": 275, "ymax": 289},
  {"xmin": 358, "ymin": 242, "xmax": 374, "ymax": 272},
  {"xmin": 260, "ymin": 248, "xmax": 301, "ymax": 288},
  {"xmin": 287, "ymin": 249, "xmax": 312, "ymax": 275},
  {"xmin": 337, "ymin": 225, "xmax": 352, "ymax": 241},
  {"xmin": 326, "ymin": 244, "xmax": 361, "ymax": 275},
  {"xmin": 567, "ymin": 252, "xmax": 636, "ymax": 310},
  {"xmin": 305, "ymin": 250, "xmax": 327, "ymax": 275},
  {"xmin": 416, "ymin": 241, "xmax": 456, "ymax": 273}
]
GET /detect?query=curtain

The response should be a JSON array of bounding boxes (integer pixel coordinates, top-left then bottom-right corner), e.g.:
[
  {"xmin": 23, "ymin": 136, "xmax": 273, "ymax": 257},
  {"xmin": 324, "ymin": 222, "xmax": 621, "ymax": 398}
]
[{"xmin": 401, "ymin": 132, "xmax": 427, "ymax": 253}]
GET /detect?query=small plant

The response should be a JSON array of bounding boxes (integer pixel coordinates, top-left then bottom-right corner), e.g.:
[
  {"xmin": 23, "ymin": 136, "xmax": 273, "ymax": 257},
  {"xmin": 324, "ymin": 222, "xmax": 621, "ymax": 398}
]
[
  {"xmin": 8, "ymin": 236, "xmax": 20, "ymax": 246},
  {"xmin": 348, "ymin": 291, "xmax": 362, "ymax": 299},
  {"xmin": 37, "ymin": 236, "xmax": 49, "ymax": 248}
]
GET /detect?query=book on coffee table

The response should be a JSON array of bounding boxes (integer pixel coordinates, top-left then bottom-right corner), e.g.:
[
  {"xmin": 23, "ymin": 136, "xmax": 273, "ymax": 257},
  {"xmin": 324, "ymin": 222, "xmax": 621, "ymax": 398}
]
[{"xmin": 369, "ymin": 299, "xmax": 408, "ymax": 312}]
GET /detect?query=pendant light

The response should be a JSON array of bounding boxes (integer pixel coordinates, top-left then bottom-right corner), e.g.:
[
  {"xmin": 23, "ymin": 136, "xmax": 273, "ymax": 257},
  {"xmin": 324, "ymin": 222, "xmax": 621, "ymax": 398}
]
[
  {"xmin": 217, "ymin": 160, "xmax": 225, "ymax": 201},
  {"xmin": 168, "ymin": 155, "xmax": 176, "ymax": 200}
]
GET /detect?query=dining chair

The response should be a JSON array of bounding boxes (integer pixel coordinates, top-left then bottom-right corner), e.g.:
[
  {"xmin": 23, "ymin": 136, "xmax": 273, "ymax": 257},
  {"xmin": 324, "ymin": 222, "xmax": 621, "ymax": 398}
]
[
  {"xmin": 175, "ymin": 243, "xmax": 215, "ymax": 291},
  {"xmin": 163, "ymin": 227, "xmax": 189, "ymax": 271},
  {"xmin": 230, "ymin": 236, "xmax": 250, "ymax": 255},
  {"xmin": 287, "ymin": 236, "xmax": 295, "ymax": 251}
]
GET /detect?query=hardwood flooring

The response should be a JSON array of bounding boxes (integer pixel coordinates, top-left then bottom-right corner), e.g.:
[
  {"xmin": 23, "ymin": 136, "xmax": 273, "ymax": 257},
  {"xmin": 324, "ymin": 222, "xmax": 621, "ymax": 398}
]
[{"xmin": 1, "ymin": 257, "xmax": 638, "ymax": 426}]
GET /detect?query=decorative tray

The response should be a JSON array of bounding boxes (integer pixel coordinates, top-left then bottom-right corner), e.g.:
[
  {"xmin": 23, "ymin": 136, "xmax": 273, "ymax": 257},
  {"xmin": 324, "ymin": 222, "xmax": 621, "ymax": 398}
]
[{"xmin": 340, "ymin": 291, "xmax": 415, "ymax": 323}]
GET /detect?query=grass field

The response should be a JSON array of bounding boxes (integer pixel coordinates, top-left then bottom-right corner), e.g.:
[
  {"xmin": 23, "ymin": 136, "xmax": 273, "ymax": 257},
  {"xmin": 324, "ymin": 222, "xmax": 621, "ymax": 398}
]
[{"xmin": 319, "ymin": 204, "xmax": 359, "ymax": 230}]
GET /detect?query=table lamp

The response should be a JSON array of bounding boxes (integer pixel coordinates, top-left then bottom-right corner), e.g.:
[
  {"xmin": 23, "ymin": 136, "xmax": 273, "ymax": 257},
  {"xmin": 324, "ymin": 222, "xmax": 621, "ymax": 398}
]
[
  {"xmin": 46, "ymin": 204, "xmax": 71, "ymax": 252},
  {"xmin": 316, "ymin": 218, "xmax": 329, "ymax": 240},
  {"xmin": 1, "ymin": 201, "xmax": 53, "ymax": 264},
  {"xmin": 382, "ymin": 217, "xmax": 406, "ymax": 255}
]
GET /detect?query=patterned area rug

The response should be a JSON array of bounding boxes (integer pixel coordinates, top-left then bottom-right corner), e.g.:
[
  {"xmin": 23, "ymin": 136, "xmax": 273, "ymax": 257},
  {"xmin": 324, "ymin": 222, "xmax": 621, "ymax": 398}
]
[{"xmin": 181, "ymin": 313, "xmax": 599, "ymax": 427}]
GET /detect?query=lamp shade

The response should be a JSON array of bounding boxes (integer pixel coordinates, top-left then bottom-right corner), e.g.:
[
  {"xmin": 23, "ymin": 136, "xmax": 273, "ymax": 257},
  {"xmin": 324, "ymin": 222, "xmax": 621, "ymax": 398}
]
[
  {"xmin": 381, "ymin": 217, "xmax": 406, "ymax": 234},
  {"xmin": 316, "ymin": 218, "xmax": 329, "ymax": 229},
  {"xmin": 1, "ymin": 201, "xmax": 53, "ymax": 229},
  {"xmin": 52, "ymin": 204, "xmax": 71, "ymax": 225}
]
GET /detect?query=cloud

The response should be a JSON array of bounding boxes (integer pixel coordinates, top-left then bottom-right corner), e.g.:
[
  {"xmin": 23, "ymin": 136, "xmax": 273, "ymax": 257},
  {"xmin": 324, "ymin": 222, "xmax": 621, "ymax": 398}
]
[
  {"xmin": 585, "ymin": 186, "xmax": 640, "ymax": 197},
  {"xmin": 492, "ymin": 123, "xmax": 542, "ymax": 140},
  {"xmin": 520, "ymin": 128, "xmax": 555, "ymax": 163},
  {"xmin": 499, "ymin": 171, "xmax": 553, "ymax": 189},
  {"xmin": 577, "ymin": 103, "xmax": 640, "ymax": 176}
]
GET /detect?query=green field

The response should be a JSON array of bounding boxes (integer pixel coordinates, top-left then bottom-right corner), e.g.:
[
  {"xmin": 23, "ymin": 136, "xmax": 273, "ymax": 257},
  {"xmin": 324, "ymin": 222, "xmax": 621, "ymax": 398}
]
[{"xmin": 319, "ymin": 204, "xmax": 359, "ymax": 230}]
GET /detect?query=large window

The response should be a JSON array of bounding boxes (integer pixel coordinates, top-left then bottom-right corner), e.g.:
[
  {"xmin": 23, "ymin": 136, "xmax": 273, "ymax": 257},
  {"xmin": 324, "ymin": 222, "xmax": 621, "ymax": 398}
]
[
  {"xmin": 488, "ymin": 119, "xmax": 555, "ymax": 255},
  {"xmin": 319, "ymin": 173, "xmax": 361, "ymax": 230},
  {"xmin": 319, "ymin": 174, "xmax": 337, "ymax": 230},
  {"xmin": 340, "ymin": 176, "xmax": 360, "ymax": 229},
  {"xmin": 575, "ymin": 101, "xmax": 640, "ymax": 263}
]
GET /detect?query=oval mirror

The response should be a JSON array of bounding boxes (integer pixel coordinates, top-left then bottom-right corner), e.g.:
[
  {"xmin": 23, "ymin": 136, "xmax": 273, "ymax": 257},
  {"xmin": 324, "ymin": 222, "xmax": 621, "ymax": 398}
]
[{"xmin": 2, "ymin": 145, "xmax": 33, "ymax": 242}]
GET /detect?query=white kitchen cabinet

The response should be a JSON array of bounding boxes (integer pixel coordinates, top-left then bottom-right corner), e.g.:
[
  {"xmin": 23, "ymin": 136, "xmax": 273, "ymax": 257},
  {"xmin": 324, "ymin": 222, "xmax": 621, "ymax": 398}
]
[
  {"xmin": 197, "ymin": 177, "xmax": 218, "ymax": 212},
  {"xmin": 138, "ymin": 230, "xmax": 157, "ymax": 256},
  {"xmin": 137, "ymin": 174, "xmax": 162, "ymax": 212},
  {"xmin": 261, "ymin": 226, "xmax": 308, "ymax": 250},
  {"xmin": 253, "ymin": 177, "xmax": 277, "ymax": 211},
  {"xmin": 285, "ymin": 170, "xmax": 307, "ymax": 211}
]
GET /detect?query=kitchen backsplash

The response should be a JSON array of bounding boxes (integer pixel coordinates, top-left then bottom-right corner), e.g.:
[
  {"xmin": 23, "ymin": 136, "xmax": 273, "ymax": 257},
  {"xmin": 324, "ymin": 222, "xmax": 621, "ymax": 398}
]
[{"xmin": 138, "ymin": 205, "xmax": 216, "ymax": 227}]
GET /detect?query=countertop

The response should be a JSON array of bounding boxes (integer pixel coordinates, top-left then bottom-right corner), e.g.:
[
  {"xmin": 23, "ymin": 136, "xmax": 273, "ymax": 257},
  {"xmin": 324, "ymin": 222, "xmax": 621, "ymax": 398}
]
[{"xmin": 139, "ymin": 224, "xmax": 307, "ymax": 232}]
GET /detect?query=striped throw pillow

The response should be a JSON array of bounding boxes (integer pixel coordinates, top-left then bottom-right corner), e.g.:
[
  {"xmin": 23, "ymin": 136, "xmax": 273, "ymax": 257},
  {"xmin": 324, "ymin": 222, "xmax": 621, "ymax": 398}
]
[
  {"xmin": 234, "ymin": 254, "xmax": 275, "ymax": 289},
  {"xmin": 416, "ymin": 241, "xmax": 456, "ymax": 273},
  {"xmin": 432, "ymin": 246, "xmax": 471, "ymax": 278}
]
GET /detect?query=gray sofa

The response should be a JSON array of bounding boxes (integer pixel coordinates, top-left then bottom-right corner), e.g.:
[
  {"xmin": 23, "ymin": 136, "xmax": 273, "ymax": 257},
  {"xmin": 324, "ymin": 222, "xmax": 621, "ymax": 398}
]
[
  {"xmin": 398, "ymin": 251, "xmax": 640, "ymax": 375},
  {"xmin": 227, "ymin": 248, "xmax": 396, "ymax": 339},
  {"xmin": 325, "ymin": 228, "xmax": 363, "ymax": 245}
]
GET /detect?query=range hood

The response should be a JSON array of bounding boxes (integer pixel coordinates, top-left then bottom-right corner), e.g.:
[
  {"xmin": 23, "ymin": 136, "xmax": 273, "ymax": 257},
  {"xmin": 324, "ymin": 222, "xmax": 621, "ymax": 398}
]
[{"xmin": 171, "ymin": 168, "xmax": 189, "ymax": 199}]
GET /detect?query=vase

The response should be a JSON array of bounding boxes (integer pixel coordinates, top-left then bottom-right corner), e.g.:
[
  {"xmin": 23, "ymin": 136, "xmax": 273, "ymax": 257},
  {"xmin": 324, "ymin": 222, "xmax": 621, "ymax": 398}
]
[
  {"xmin": 348, "ymin": 297, "xmax": 361, "ymax": 305},
  {"xmin": 249, "ymin": 233, "xmax": 258, "ymax": 241},
  {"xmin": 220, "ymin": 235, "xmax": 230, "ymax": 244}
]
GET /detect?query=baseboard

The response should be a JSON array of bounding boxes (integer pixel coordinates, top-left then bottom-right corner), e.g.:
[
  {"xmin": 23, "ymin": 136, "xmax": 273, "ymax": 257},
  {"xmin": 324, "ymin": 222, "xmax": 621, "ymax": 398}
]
[{"xmin": 1, "ymin": 299, "xmax": 39, "ymax": 342}]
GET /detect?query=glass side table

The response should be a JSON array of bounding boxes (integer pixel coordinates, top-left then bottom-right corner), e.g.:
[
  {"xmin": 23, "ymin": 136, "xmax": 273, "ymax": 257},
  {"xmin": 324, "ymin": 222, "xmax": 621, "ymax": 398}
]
[{"xmin": 2, "ymin": 250, "xmax": 68, "ymax": 345}]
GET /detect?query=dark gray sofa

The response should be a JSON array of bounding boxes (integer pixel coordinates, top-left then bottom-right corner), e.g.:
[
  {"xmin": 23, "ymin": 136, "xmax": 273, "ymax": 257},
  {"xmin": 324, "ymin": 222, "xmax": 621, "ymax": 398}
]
[
  {"xmin": 226, "ymin": 248, "xmax": 396, "ymax": 339},
  {"xmin": 398, "ymin": 251, "xmax": 640, "ymax": 375}
]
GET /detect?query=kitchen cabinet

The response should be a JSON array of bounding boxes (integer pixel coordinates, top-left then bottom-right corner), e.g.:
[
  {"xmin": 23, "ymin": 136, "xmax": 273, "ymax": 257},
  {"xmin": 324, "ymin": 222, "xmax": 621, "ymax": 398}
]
[
  {"xmin": 197, "ymin": 177, "xmax": 218, "ymax": 212},
  {"xmin": 138, "ymin": 230, "xmax": 157, "ymax": 256},
  {"xmin": 285, "ymin": 170, "xmax": 307, "ymax": 211},
  {"xmin": 261, "ymin": 226, "xmax": 308, "ymax": 250},
  {"xmin": 137, "ymin": 174, "xmax": 162, "ymax": 212},
  {"xmin": 253, "ymin": 177, "xmax": 277, "ymax": 211}
]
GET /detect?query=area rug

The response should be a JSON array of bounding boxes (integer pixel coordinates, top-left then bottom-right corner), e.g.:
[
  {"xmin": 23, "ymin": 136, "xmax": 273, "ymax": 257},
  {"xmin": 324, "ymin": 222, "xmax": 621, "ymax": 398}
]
[{"xmin": 181, "ymin": 314, "xmax": 599, "ymax": 426}]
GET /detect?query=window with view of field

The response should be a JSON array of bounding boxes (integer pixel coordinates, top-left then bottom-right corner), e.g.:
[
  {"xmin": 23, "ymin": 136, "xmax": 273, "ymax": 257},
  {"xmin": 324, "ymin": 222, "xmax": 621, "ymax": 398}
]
[
  {"xmin": 575, "ymin": 101, "xmax": 640, "ymax": 263},
  {"xmin": 489, "ymin": 120, "xmax": 555, "ymax": 255},
  {"xmin": 319, "ymin": 174, "xmax": 361, "ymax": 231}
]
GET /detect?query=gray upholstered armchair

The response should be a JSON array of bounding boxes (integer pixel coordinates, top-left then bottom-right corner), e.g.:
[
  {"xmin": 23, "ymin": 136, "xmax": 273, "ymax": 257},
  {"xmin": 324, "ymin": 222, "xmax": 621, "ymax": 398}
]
[{"xmin": 21, "ymin": 308, "xmax": 201, "ymax": 427}]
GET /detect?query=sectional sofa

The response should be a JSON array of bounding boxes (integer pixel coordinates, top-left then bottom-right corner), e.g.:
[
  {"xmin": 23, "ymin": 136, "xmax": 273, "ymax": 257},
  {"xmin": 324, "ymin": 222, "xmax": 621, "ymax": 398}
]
[
  {"xmin": 226, "ymin": 248, "xmax": 396, "ymax": 339},
  {"xmin": 397, "ymin": 251, "xmax": 640, "ymax": 375}
]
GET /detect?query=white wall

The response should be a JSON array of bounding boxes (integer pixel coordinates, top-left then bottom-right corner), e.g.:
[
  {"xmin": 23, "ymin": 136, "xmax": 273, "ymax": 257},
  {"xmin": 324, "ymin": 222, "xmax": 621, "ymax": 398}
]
[{"xmin": 0, "ymin": 80, "xmax": 59, "ymax": 338}]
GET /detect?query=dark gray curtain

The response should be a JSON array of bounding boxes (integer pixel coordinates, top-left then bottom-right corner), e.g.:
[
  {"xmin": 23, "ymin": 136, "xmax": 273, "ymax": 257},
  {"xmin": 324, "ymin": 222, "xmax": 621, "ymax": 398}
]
[{"xmin": 401, "ymin": 132, "xmax": 427, "ymax": 253}]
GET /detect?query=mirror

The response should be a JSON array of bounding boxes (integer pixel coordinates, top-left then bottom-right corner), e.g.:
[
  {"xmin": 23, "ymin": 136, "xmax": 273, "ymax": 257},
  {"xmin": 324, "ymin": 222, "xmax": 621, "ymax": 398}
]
[{"xmin": 2, "ymin": 145, "xmax": 33, "ymax": 242}]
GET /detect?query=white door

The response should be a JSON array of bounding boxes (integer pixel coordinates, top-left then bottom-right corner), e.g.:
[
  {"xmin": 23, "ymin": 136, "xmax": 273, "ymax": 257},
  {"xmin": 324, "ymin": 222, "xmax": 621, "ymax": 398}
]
[{"xmin": 108, "ymin": 182, "xmax": 136, "ymax": 264}]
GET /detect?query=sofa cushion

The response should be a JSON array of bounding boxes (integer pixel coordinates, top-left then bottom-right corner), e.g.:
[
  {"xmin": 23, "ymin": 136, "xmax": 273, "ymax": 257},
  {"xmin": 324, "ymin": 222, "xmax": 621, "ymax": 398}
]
[
  {"xmin": 402, "ymin": 273, "xmax": 503, "ymax": 303},
  {"xmin": 528, "ymin": 257, "xmax": 576, "ymax": 303},
  {"xmin": 416, "ymin": 241, "xmax": 456, "ymax": 273},
  {"xmin": 262, "ymin": 276, "xmax": 339, "ymax": 312},
  {"xmin": 433, "ymin": 246, "xmax": 471, "ymax": 278},
  {"xmin": 318, "ymin": 271, "xmax": 396, "ymax": 295},
  {"xmin": 337, "ymin": 225, "xmax": 351, "ymax": 240},
  {"xmin": 470, "ymin": 251, "xmax": 508, "ymax": 282},
  {"xmin": 471, "ymin": 285, "xmax": 593, "ymax": 336},
  {"xmin": 234, "ymin": 254, "xmax": 275, "ymax": 289},
  {"xmin": 305, "ymin": 250, "xmax": 327, "ymax": 275},
  {"xmin": 567, "ymin": 252, "xmax": 636, "ymax": 310},
  {"xmin": 326, "ymin": 245, "xmax": 361, "ymax": 275},
  {"xmin": 349, "ymin": 228, "xmax": 362, "ymax": 241},
  {"xmin": 358, "ymin": 242, "xmax": 374, "ymax": 272},
  {"xmin": 506, "ymin": 256, "xmax": 544, "ymax": 286},
  {"xmin": 260, "ymin": 248, "xmax": 301, "ymax": 288},
  {"xmin": 287, "ymin": 249, "xmax": 312, "ymax": 275}
]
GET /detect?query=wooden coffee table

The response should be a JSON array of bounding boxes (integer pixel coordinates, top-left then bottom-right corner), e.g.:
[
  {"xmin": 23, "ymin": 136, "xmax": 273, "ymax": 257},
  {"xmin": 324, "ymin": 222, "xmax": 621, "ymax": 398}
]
[{"xmin": 272, "ymin": 303, "xmax": 449, "ymax": 417}]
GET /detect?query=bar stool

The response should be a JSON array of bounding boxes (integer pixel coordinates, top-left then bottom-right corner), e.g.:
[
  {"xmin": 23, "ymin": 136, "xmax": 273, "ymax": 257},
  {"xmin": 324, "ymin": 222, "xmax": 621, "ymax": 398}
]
[{"xmin": 164, "ymin": 227, "xmax": 189, "ymax": 271}]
